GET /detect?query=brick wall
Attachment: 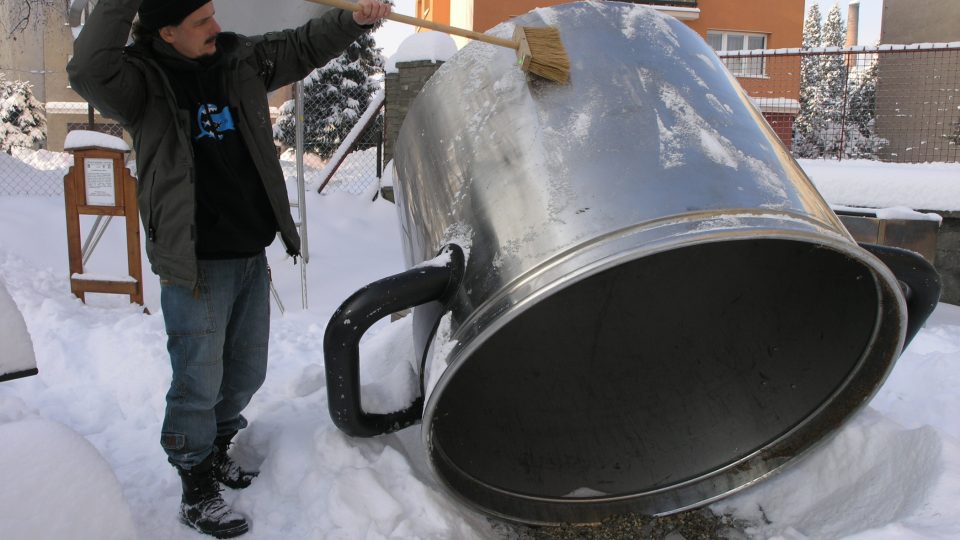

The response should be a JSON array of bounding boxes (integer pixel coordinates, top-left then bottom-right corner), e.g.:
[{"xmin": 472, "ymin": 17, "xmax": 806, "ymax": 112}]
[{"xmin": 384, "ymin": 60, "xmax": 445, "ymax": 166}]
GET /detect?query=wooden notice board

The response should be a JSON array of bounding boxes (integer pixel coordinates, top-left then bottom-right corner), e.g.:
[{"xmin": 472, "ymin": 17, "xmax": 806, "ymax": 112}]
[{"xmin": 63, "ymin": 147, "xmax": 144, "ymax": 306}]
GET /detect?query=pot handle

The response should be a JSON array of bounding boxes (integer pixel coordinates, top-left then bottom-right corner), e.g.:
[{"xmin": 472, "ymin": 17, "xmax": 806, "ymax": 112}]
[
  {"xmin": 859, "ymin": 243, "xmax": 941, "ymax": 349},
  {"xmin": 323, "ymin": 244, "xmax": 464, "ymax": 437}
]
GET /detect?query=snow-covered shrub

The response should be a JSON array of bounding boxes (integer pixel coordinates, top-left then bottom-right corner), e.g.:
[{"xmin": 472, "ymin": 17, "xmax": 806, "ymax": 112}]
[
  {"xmin": 0, "ymin": 72, "xmax": 46, "ymax": 153},
  {"xmin": 274, "ymin": 31, "xmax": 384, "ymax": 159}
]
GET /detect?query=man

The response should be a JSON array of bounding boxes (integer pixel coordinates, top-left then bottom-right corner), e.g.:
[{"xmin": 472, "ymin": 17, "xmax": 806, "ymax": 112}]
[{"xmin": 67, "ymin": 0, "xmax": 390, "ymax": 537}]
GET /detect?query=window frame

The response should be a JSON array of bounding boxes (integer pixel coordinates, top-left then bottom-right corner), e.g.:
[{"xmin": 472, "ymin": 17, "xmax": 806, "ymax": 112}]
[{"xmin": 707, "ymin": 30, "xmax": 769, "ymax": 78}]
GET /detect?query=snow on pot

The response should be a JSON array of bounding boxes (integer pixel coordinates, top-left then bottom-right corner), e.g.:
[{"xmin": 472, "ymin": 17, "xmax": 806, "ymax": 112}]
[{"xmin": 323, "ymin": 1, "xmax": 940, "ymax": 525}]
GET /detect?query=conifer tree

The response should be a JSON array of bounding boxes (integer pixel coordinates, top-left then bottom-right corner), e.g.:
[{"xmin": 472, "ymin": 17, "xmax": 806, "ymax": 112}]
[
  {"xmin": 820, "ymin": 4, "xmax": 849, "ymax": 154},
  {"xmin": 0, "ymin": 73, "xmax": 47, "ymax": 153},
  {"xmin": 274, "ymin": 30, "xmax": 384, "ymax": 159},
  {"xmin": 843, "ymin": 59, "xmax": 886, "ymax": 158},
  {"xmin": 795, "ymin": 3, "xmax": 824, "ymax": 158}
]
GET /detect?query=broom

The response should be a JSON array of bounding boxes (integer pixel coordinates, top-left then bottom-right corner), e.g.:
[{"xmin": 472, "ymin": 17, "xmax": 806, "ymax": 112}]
[{"xmin": 306, "ymin": 0, "xmax": 571, "ymax": 84}]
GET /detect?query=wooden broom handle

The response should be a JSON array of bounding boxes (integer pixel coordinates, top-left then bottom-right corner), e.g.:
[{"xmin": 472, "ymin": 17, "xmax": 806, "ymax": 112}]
[{"xmin": 306, "ymin": 0, "xmax": 519, "ymax": 50}]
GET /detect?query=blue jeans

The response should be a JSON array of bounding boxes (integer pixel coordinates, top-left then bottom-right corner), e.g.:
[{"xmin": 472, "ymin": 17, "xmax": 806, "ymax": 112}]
[{"xmin": 159, "ymin": 252, "xmax": 270, "ymax": 470}]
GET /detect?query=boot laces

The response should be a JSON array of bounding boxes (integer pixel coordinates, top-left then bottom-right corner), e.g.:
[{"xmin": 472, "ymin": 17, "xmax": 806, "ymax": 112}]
[{"xmin": 195, "ymin": 492, "xmax": 235, "ymax": 522}]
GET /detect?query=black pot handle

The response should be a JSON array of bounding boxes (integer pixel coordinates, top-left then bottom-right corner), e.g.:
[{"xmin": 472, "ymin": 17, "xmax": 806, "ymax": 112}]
[
  {"xmin": 859, "ymin": 243, "xmax": 941, "ymax": 349},
  {"xmin": 323, "ymin": 244, "xmax": 464, "ymax": 437}
]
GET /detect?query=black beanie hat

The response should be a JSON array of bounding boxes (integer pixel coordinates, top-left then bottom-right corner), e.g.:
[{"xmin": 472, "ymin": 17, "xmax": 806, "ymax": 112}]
[{"xmin": 138, "ymin": 0, "xmax": 211, "ymax": 30}]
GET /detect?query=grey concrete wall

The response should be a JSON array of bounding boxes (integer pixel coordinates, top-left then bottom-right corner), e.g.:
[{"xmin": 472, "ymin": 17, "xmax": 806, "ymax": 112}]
[
  {"xmin": 875, "ymin": 0, "xmax": 960, "ymax": 163},
  {"xmin": 1, "ymin": 1, "xmax": 80, "ymax": 104},
  {"xmin": 881, "ymin": 0, "xmax": 960, "ymax": 45}
]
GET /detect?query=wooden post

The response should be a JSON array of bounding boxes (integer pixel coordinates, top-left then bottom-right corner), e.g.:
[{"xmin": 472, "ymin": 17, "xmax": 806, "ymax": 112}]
[{"xmin": 63, "ymin": 146, "xmax": 144, "ymax": 306}]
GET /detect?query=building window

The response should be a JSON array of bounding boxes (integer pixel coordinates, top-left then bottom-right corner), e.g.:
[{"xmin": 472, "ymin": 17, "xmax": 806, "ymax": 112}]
[{"xmin": 707, "ymin": 31, "xmax": 767, "ymax": 77}]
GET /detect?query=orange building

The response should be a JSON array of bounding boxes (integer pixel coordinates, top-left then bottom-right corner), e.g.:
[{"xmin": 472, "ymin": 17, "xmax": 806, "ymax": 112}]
[{"xmin": 415, "ymin": 0, "xmax": 805, "ymax": 146}]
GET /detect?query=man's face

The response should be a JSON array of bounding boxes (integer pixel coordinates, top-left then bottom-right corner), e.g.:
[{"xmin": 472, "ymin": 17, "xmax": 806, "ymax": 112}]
[{"xmin": 159, "ymin": 2, "xmax": 221, "ymax": 59}]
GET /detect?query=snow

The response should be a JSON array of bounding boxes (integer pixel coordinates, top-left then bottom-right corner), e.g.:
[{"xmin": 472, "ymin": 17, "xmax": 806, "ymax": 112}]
[
  {"xmin": 0, "ymin": 418, "xmax": 137, "ymax": 540},
  {"xmin": 384, "ymin": 32, "xmax": 458, "ymax": 74},
  {"xmin": 63, "ymin": 130, "xmax": 130, "ymax": 152},
  {"xmin": 800, "ymin": 158, "xmax": 960, "ymax": 212},
  {"xmin": 2, "ymin": 150, "xmax": 960, "ymax": 538},
  {"xmin": 0, "ymin": 151, "xmax": 65, "ymax": 196},
  {"xmin": 71, "ymin": 272, "xmax": 138, "ymax": 282}
]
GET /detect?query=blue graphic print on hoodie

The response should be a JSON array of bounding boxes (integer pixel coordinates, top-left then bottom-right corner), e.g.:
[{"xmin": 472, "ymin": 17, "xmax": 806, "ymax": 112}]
[{"xmin": 159, "ymin": 50, "xmax": 278, "ymax": 259}]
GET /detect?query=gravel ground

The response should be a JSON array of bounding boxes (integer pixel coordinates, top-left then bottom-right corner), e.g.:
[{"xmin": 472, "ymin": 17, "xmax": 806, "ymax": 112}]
[{"xmin": 493, "ymin": 509, "xmax": 755, "ymax": 540}]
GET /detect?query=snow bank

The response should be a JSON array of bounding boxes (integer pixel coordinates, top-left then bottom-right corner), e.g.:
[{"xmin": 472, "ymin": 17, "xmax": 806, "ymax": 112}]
[
  {"xmin": 0, "ymin": 152, "xmax": 66, "ymax": 196},
  {"xmin": 713, "ymin": 410, "xmax": 948, "ymax": 539},
  {"xmin": 0, "ymin": 417, "xmax": 136, "ymax": 540},
  {"xmin": 1, "ymin": 168, "xmax": 960, "ymax": 538},
  {"xmin": 800, "ymin": 159, "xmax": 960, "ymax": 212},
  {"xmin": 714, "ymin": 304, "xmax": 960, "ymax": 539}
]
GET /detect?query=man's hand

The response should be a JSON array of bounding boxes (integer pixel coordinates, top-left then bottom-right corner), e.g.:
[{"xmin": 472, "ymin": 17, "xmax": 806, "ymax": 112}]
[{"xmin": 353, "ymin": 0, "xmax": 391, "ymax": 26}]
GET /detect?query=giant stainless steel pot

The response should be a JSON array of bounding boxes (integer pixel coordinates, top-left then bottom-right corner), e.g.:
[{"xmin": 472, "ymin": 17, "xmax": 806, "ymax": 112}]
[{"xmin": 323, "ymin": 1, "xmax": 939, "ymax": 525}]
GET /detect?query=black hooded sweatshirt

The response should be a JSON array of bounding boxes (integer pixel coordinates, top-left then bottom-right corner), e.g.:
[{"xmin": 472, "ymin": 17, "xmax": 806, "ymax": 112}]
[{"xmin": 158, "ymin": 48, "xmax": 278, "ymax": 260}]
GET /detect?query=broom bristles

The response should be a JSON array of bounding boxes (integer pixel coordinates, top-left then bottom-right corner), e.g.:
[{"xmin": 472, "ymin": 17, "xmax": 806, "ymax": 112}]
[{"xmin": 517, "ymin": 26, "xmax": 571, "ymax": 84}]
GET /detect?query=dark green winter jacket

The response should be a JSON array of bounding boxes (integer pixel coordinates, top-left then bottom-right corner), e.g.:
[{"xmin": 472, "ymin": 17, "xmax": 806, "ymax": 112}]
[{"xmin": 67, "ymin": 0, "xmax": 369, "ymax": 288}]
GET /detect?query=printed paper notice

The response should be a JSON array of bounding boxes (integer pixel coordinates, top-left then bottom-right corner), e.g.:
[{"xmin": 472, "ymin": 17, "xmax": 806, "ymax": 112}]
[{"xmin": 84, "ymin": 158, "xmax": 115, "ymax": 206}]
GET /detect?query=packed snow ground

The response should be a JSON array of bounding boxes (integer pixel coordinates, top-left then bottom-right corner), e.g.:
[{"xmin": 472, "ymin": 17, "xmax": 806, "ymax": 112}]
[{"xmin": 1, "ymin": 157, "xmax": 960, "ymax": 539}]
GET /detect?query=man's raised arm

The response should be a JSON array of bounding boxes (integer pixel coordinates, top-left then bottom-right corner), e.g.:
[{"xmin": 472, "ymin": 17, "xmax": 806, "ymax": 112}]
[{"xmin": 67, "ymin": 0, "xmax": 147, "ymax": 125}]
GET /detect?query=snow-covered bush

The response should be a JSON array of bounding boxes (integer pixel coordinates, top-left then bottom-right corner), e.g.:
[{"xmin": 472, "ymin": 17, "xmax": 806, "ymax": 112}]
[
  {"xmin": 274, "ymin": 31, "xmax": 384, "ymax": 159},
  {"xmin": 0, "ymin": 72, "xmax": 46, "ymax": 154},
  {"xmin": 794, "ymin": 4, "xmax": 884, "ymax": 159}
]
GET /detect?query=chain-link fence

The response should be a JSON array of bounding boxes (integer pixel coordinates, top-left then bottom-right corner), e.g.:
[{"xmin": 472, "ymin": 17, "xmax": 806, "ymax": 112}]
[
  {"xmin": 0, "ymin": 101, "xmax": 128, "ymax": 197},
  {"xmin": 3, "ymin": 43, "xmax": 957, "ymax": 197},
  {"xmin": 0, "ymin": 87, "xmax": 386, "ymax": 197},
  {"xmin": 719, "ymin": 43, "xmax": 960, "ymax": 163},
  {"xmin": 0, "ymin": 146, "xmax": 71, "ymax": 196},
  {"xmin": 284, "ymin": 85, "xmax": 385, "ymax": 196}
]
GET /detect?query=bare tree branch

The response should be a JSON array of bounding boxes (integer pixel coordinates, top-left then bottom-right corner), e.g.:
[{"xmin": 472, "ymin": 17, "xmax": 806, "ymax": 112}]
[{"xmin": 4, "ymin": 0, "xmax": 60, "ymax": 36}]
